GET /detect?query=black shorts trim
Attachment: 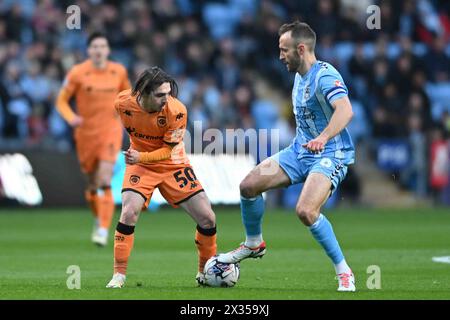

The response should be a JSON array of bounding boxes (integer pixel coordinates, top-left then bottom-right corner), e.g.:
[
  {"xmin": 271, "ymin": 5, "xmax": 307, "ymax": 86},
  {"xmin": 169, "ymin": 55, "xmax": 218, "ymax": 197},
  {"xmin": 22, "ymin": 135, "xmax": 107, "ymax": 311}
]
[
  {"xmin": 174, "ymin": 189, "xmax": 204, "ymax": 205},
  {"xmin": 121, "ymin": 188, "xmax": 147, "ymax": 202}
]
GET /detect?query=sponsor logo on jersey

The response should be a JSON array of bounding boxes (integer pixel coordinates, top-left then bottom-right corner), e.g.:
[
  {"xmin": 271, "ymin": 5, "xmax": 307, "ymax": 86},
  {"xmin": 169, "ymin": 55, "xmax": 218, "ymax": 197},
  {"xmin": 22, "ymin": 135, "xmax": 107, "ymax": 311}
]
[
  {"xmin": 84, "ymin": 85, "xmax": 116, "ymax": 93},
  {"xmin": 304, "ymin": 86, "xmax": 310, "ymax": 100},
  {"xmin": 125, "ymin": 127, "xmax": 163, "ymax": 140},
  {"xmin": 300, "ymin": 107, "xmax": 316, "ymax": 120}
]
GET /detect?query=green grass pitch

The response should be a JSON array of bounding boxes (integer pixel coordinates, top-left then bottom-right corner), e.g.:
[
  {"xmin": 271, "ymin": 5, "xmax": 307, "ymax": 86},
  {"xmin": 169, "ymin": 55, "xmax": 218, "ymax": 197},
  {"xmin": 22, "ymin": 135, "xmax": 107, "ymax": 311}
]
[{"xmin": 1, "ymin": 207, "xmax": 450, "ymax": 300}]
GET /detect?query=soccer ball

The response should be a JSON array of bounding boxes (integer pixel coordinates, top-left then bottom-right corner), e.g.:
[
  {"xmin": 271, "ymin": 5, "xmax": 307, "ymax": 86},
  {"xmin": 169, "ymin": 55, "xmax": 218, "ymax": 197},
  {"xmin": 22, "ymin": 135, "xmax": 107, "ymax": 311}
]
[{"xmin": 204, "ymin": 255, "xmax": 240, "ymax": 287}]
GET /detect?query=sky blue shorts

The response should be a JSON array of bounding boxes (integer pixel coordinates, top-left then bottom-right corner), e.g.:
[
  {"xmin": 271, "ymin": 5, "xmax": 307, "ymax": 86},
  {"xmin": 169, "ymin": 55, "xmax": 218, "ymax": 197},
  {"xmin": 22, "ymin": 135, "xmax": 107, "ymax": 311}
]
[{"xmin": 270, "ymin": 144, "xmax": 354, "ymax": 193}]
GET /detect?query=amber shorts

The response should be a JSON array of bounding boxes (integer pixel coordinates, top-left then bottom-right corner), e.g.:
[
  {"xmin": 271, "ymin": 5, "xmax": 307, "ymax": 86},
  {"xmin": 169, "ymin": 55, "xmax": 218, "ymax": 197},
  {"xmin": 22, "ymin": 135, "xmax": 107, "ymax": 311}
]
[
  {"xmin": 75, "ymin": 130, "xmax": 122, "ymax": 173},
  {"xmin": 121, "ymin": 162, "xmax": 204, "ymax": 208}
]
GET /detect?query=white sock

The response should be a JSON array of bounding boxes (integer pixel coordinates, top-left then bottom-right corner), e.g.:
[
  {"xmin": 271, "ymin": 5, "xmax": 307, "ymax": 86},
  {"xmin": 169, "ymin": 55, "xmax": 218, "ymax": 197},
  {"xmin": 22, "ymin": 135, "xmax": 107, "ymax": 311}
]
[
  {"xmin": 244, "ymin": 234, "xmax": 263, "ymax": 248},
  {"xmin": 97, "ymin": 227, "xmax": 108, "ymax": 237},
  {"xmin": 334, "ymin": 259, "xmax": 352, "ymax": 275}
]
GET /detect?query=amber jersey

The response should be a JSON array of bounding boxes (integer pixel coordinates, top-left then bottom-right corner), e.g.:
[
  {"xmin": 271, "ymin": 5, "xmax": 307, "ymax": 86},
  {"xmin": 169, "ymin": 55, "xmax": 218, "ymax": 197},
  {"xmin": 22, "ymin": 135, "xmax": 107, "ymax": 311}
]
[
  {"xmin": 115, "ymin": 90, "xmax": 189, "ymax": 165},
  {"xmin": 63, "ymin": 59, "xmax": 130, "ymax": 136}
]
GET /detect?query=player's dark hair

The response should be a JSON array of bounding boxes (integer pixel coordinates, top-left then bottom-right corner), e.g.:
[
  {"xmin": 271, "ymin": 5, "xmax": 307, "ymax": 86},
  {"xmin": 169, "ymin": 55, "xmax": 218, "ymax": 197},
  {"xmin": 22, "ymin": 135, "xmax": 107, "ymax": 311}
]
[
  {"xmin": 87, "ymin": 32, "xmax": 109, "ymax": 46},
  {"xmin": 278, "ymin": 21, "xmax": 316, "ymax": 52},
  {"xmin": 132, "ymin": 66, "xmax": 179, "ymax": 101}
]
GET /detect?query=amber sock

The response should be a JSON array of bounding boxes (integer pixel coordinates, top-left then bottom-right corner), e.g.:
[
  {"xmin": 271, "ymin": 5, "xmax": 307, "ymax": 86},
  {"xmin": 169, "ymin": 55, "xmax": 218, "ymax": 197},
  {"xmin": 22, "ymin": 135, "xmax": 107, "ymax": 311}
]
[
  {"xmin": 114, "ymin": 222, "xmax": 135, "ymax": 275},
  {"xmin": 85, "ymin": 190, "xmax": 98, "ymax": 218},
  {"xmin": 97, "ymin": 186, "xmax": 115, "ymax": 229},
  {"xmin": 195, "ymin": 225, "xmax": 217, "ymax": 273}
]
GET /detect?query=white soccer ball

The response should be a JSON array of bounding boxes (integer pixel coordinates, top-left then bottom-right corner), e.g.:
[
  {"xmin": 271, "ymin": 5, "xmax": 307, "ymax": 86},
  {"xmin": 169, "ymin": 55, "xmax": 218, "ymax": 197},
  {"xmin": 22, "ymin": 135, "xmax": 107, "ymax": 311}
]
[{"xmin": 204, "ymin": 255, "xmax": 240, "ymax": 287}]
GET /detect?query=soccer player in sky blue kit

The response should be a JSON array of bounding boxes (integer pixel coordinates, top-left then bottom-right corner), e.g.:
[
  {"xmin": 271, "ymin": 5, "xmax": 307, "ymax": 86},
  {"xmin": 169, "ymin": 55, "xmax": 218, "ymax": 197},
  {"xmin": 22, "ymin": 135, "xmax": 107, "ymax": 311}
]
[{"xmin": 218, "ymin": 21, "xmax": 356, "ymax": 291}]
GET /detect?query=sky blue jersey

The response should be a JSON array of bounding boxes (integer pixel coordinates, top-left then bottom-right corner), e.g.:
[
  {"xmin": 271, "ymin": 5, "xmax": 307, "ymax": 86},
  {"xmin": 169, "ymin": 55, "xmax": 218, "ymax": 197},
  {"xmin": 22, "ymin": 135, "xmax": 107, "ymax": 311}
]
[{"xmin": 291, "ymin": 60, "xmax": 355, "ymax": 160}]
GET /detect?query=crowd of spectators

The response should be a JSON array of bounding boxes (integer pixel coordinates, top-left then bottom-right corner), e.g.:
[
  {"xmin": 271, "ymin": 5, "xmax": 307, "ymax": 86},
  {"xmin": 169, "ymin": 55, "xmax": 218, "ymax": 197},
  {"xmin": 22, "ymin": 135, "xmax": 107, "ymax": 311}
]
[{"xmin": 0, "ymin": 0, "xmax": 450, "ymax": 204}]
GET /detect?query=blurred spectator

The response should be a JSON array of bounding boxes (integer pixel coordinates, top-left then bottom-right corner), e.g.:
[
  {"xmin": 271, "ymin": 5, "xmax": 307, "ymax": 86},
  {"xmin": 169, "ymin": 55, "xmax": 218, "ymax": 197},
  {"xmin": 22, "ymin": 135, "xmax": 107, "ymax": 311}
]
[
  {"xmin": 423, "ymin": 36, "xmax": 450, "ymax": 82},
  {"xmin": 429, "ymin": 126, "xmax": 449, "ymax": 204},
  {"xmin": 400, "ymin": 113, "xmax": 427, "ymax": 197}
]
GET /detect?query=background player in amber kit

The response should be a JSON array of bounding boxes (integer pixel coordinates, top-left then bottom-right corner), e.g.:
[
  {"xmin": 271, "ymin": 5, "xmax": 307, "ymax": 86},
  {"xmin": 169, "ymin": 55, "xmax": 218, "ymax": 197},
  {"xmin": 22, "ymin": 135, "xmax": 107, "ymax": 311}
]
[
  {"xmin": 106, "ymin": 67, "xmax": 217, "ymax": 288},
  {"xmin": 55, "ymin": 33, "xmax": 131, "ymax": 246}
]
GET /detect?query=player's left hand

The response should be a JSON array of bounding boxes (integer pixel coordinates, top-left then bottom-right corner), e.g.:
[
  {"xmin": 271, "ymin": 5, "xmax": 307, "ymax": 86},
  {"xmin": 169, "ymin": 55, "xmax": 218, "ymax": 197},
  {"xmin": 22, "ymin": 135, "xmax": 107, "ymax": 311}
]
[
  {"xmin": 302, "ymin": 136, "xmax": 328, "ymax": 154},
  {"xmin": 124, "ymin": 148, "xmax": 140, "ymax": 164}
]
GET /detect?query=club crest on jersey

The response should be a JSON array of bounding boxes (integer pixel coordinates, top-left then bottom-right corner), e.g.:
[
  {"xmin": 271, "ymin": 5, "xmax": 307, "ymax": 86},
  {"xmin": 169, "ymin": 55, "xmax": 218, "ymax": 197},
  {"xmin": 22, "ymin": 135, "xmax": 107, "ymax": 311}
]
[
  {"xmin": 129, "ymin": 175, "xmax": 140, "ymax": 185},
  {"xmin": 304, "ymin": 86, "xmax": 310, "ymax": 100},
  {"xmin": 157, "ymin": 116, "xmax": 167, "ymax": 127}
]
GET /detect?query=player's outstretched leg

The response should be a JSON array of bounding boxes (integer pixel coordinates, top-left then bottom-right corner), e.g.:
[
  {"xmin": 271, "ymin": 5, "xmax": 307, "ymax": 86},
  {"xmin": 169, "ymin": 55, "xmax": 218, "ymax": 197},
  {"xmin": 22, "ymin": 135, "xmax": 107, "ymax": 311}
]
[
  {"xmin": 218, "ymin": 195, "xmax": 266, "ymax": 264},
  {"xmin": 218, "ymin": 159, "xmax": 290, "ymax": 264}
]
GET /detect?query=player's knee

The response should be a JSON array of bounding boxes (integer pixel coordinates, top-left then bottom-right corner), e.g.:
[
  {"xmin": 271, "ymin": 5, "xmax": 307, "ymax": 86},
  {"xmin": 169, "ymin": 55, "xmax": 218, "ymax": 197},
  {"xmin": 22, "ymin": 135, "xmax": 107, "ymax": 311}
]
[
  {"xmin": 295, "ymin": 205, "xmax": 317, "ymax": 226},
  {"xmin": 197, "ymin": 214, "xmax": 215, "ymax": 229},
  {"xmin": 120, "ymin": 203, "xmax": 140, "ymax": 225},
  {"xmin": 97, "ymin": 174, "xmax": 112, "ymax": 189},
  {"xmin": 240, "ymin": 178, "xmax": 259, "ymax": 199}
]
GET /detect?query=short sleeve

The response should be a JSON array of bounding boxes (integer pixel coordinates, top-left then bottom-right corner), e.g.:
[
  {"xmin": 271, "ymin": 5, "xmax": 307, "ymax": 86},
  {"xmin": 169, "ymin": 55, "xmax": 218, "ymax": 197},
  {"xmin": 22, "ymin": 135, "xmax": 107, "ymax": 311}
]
[
  {"xmin": 119, "ymin": 66, "xmax": 131, "ymax": 91},
  {"xmin": 163, "ymin": 107, "xmax": 187, "ymax": 145},
  {"xmin": 318, "ymin": 71, "xmax": 348, "ymax": 104},
  {"xmin": 62, "ymin": 67, "xmax": 79, "ymax": 96},
  {"xmin": 114, "ymin": 96, "xmax": 121, "ymax": 114}
]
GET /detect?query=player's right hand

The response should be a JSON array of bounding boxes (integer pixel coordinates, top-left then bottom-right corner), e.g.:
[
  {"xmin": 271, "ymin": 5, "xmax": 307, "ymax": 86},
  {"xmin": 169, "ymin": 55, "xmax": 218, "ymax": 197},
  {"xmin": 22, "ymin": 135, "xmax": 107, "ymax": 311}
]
[
  {"xmin": 69, "ymin": 115, "xmax": 83, "ymax": 128},
  {"xmin": 124, "ymin": 148, "xmax": 140, "ymax": 164}
]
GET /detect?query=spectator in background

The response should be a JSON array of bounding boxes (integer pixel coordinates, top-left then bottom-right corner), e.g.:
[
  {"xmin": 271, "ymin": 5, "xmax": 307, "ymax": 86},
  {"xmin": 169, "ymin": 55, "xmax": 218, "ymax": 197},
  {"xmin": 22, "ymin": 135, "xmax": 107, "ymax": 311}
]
[
  {"xmin": 429, "ymin": 126, "xmax": 449, "ymax": 204},
  {"xmin": 407, "ymin": 91, "xmax": 433, "ymax": 131},
  {"xmin": 400, "ymin": 113, "xmax": 427, "ymax": 197},
  {"xmin": 424, "ymin": 36, "xmax": 450, "ymax": 82},
  {"xmin": 1, "ymin": 62, "xmax": 31, "ymax": 138}
]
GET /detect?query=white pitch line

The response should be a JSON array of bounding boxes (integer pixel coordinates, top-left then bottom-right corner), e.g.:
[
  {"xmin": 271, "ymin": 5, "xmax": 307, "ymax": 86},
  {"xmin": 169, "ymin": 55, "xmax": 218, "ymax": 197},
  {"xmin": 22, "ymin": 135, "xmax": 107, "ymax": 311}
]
[{"xmin": 432, "ymin": 256, "xmax": 450, "ymax": 264}]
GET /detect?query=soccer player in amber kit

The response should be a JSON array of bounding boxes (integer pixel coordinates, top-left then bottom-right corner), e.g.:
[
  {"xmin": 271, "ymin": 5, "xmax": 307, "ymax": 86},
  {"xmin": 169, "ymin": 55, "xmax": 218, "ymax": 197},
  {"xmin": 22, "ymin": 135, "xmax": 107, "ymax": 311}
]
[
  {"xmin": 106, "ymin": 67, "xmax": 217, "ymax": 288},
  {"xmin": 56, "ymin": 32, "xmax": 131, "ymax": 246},
  {"xmin": 219, "ymin": 21, "xmax": 356, "ymax": 292}
]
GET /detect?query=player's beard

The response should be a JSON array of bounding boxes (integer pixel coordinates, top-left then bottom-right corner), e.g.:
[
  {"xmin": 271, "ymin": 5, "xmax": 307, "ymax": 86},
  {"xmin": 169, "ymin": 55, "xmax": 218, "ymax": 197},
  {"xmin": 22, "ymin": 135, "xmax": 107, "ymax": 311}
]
[{"xmin": 287, "ymin": 55, "xmax": 301, "ymax": 73}]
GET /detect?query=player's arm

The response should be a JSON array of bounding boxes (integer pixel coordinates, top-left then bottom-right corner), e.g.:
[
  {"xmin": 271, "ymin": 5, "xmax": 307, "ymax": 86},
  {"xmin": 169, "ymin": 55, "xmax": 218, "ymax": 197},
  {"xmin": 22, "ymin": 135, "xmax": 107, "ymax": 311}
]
[
  {"xmin": 120, "ymin": 67, "xmax": 132, "ymax": 91},
  {"xmin": 55, "ymin": 70, "xmax": 83, "ymax": 127},
  {"xmin": 304, "ymin": 96, "xmax": 353, "ymax": 153},
  {"xmin": 318, "ymin": 96, "xmax": 354, "ymax": 142},
  {"xmin": 303, "ymin": 74, "xmax": 354, "ymax": 153},
  {"xmin": 124, "ymin": 143, "xmax": 175, "ymax": 164},
  {"xmin": 125, "ymin": 105, "xmax": 187, "ymax": 164}
]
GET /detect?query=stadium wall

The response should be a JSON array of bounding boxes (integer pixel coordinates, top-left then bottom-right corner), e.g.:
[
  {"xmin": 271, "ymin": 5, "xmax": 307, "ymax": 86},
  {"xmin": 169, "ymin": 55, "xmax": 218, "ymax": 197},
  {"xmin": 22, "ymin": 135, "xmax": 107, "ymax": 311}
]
[{"xmin": 0, "ymin": 152, "xmax": 256, "ymax": 208}]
